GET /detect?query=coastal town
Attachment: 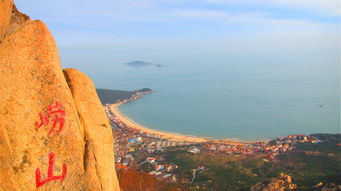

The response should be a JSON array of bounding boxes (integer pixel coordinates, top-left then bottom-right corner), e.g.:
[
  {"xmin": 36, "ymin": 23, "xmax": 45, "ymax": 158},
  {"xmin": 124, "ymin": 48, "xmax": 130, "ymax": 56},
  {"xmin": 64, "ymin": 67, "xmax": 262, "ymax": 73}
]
[{"xmin": 104, "ymin": 104, "xmax": 323, "ymax": 184}]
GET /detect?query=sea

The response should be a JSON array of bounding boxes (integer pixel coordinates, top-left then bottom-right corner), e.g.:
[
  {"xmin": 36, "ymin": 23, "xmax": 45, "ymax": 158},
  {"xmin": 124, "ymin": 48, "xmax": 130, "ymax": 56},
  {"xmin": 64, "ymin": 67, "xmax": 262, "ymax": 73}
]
[{"xmin": 65, "ymin": 51, "xmax": 340, "ymax": 141}]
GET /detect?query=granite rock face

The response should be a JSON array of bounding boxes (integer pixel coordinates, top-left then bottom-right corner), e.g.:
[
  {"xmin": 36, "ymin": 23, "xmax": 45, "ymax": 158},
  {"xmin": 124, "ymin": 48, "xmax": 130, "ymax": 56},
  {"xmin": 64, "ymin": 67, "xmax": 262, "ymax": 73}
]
[
  {"xmin": 0, "ymin": 0, "xmax": 13, "ymax": 41},
  {"xmin": 64, "ymin": 68, "xmax": 120, "ymax": 191},
  {"xmin": 0, "ymin": 2, "xmax": 120, "ymax": 191},
  {"xmin": 250, "ymin": 173, "xmax": 297, "ymax": 191}
]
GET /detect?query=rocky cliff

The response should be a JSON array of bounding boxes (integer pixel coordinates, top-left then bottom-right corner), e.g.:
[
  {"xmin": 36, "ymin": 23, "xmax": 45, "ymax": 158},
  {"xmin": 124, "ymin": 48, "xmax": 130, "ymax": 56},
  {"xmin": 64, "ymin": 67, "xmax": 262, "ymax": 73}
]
[{"xmin": 0, "ymin": 1, "xmax": 120, "ymax": 190}]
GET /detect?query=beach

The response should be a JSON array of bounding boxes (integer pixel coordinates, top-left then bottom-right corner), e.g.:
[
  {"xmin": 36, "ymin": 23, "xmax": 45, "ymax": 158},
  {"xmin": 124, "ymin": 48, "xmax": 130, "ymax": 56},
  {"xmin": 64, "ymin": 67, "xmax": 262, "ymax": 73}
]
[{"xmin": 109, "ymin": 101, "xmax": 247, "ymax": 145}]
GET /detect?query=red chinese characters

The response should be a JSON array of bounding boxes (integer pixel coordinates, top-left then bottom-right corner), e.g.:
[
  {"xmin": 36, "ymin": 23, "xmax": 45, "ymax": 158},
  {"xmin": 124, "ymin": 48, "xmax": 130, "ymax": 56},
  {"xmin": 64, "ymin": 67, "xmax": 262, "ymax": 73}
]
[
  {"xmin": 35, "ymin": 101, "xmax": 68, "ymax": 188},
  {"xmin": 35, "ymin": 101, "xmax": 65, "ymax": 135},
  {"xmin": 35, "ymin": 152, "xmax": 67, "ymax": 188}
]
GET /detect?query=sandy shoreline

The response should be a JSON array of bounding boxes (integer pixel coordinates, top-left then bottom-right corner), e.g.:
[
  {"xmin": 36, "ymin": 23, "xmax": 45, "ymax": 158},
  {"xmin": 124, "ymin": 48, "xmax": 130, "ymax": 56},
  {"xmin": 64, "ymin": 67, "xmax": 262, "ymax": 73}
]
[{"xmin": 109, "ymin": 101, "xmax": 248, "ymax": 145}]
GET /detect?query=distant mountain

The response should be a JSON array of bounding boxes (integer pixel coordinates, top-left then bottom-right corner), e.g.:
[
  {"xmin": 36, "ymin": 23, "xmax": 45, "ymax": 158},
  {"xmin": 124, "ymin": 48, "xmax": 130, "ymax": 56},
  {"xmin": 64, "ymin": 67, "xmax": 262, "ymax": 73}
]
[{"xmin": 125, "ymin": 60, "xmax": 164, "ymax": 67}]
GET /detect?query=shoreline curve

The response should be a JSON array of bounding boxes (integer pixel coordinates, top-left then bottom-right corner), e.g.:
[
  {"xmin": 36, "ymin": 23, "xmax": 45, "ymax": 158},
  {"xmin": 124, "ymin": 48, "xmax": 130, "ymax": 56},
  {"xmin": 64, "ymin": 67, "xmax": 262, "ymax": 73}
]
[{"xmin": 108, "ymin": 93, "xmax": 250, "ymax": 145}]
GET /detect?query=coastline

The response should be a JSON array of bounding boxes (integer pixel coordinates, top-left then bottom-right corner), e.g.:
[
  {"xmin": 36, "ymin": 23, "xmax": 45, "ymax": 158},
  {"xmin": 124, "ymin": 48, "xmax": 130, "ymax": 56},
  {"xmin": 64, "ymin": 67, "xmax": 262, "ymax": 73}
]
[{"xmin": 108, "ymin": 92, "xmax": 248, "ymax": 145}]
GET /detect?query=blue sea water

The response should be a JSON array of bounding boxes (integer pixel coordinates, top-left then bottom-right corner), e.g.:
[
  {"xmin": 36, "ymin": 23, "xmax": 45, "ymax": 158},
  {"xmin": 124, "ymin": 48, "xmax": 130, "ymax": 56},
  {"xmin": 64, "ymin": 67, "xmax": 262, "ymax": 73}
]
[{"xmin": 85, "ymin": 53, "xmax": 340, "ymax": 141}]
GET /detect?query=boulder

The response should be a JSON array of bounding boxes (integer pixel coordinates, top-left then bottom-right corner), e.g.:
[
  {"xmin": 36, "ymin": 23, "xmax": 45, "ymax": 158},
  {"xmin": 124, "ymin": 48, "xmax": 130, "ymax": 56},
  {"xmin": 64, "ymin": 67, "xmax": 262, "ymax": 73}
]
[
  {"xmin": 64, "ymin": 68, "xmax": 120, "ymax": 191},
  {"xmin": 250, "ymin": 173, "xmax": 297, "ymax": 191},
  {"xmin": 0, "ymin": 3, "xmax": 120, "ymax": 191}
]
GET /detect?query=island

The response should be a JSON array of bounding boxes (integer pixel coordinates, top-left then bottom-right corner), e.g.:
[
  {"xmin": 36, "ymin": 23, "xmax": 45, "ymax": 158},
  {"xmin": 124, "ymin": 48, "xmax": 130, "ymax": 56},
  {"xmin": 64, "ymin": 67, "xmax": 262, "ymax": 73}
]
[{"xmin": 125, "ymin": 60, "xmax": 164, "ymax": 67}]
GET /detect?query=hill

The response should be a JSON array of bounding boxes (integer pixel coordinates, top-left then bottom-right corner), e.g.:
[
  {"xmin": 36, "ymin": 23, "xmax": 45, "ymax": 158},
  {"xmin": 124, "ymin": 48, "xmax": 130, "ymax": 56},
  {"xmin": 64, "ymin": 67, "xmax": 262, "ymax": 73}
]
[
  {"xmin": 96, "ymin": 88, "xmax": 153, "ymax": 105},
  {"xmin": 96, "ymin": 89, "xmax": 136, "ymax": 104}
]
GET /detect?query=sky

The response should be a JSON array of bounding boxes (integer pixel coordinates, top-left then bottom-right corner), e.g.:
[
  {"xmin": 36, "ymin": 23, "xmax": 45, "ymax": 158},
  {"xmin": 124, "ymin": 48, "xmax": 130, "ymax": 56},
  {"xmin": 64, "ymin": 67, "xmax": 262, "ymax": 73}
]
[{"xmin": 15, "ymin": 0, "xmax": 340, "ymax": 72}]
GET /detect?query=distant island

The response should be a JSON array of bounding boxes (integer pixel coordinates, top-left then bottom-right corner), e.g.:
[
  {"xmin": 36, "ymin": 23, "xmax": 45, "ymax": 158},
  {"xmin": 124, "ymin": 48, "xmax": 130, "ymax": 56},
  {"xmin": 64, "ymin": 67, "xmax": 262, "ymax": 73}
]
[
  {"xmin": 96, "ymin": 88, "xmax": 153, "ymax": 105},
  {"xmin": 125, "ymin": 60, "xmax": 164, "ymax": 67}
]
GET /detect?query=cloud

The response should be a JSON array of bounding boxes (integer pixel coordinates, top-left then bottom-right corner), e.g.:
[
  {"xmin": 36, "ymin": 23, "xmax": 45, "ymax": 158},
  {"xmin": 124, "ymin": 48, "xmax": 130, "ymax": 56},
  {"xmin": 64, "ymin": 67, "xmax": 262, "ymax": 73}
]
[
  {"xmin": 173, "ymin": 9, "xmax": 228, "ymax": 18},
  {"xmin": 201, "ymin": 0, "xmax": 340, "ymax": 16},
  {"xmin": 266, "ymin": 0, "xmax": 340, "ymax": 16},
  {"xmin": 171, "ymin": 8, "xmax": 333, "ymax": 28},
  {"xmin": 15, "ymin": 0, "xmax": 339, "ymax": 45}
]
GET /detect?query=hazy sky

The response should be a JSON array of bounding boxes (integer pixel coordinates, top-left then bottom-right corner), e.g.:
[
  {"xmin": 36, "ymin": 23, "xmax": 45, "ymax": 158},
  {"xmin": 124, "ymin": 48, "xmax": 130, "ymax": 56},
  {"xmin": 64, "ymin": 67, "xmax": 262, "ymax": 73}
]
[{"xmin": 15, "ymin": 0, "xmax": 340, "ymax": 71}]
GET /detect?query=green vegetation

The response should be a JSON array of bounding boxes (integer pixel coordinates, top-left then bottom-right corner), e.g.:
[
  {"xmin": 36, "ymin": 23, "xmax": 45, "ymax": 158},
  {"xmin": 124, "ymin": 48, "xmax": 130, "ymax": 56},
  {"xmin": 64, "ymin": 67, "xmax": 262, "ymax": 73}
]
[
  {"xmin": 135, "ymin": 88, "xmax": 153, "ymax": 93},
  {"xmin": 96, "ymin": 88, "xmax": 153, "ymax": 104},
  {"xmin": 165, "ymin": 150, "xmax": 276, "ymax": 191},
  {"xmin": 96, "ymin": 89, "xmax": 135, "ymax": 104},
  {"xmin": 165, "ymin": 134, "xmax": 340, "ymax": 191},
  {"xmin": 277, "ymin": 134, "xmax": 341, "ymax": 191}
]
